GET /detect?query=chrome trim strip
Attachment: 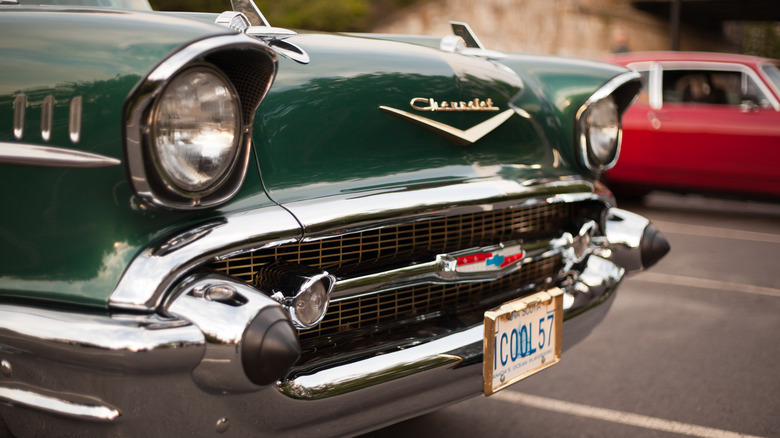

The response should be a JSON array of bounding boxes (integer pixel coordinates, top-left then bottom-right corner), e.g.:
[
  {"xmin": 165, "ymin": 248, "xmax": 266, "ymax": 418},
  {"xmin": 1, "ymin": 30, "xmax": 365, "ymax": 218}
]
[
  {"xmin": 582, "ymin": 70, "xmax": 642, "ymax": 106},
  {"xmin": 285, "ymin": 177, "xmax": 605, "ymax": 238},
  {"xmin": 109, "ymin": 205, "xmax": 302, "ymax": 311},
  {"xmin": 69, "ymin": 96, "xmax": 82, "ymax": 144},
  {"xmin": 282, "ymin": 326, "xmax": 478, "ymax": 400},
  {"xmin": 332, "ymin": 237, "xmax": 564, "ymax": 301},
  {"xmin": 575, "ymin": 70, "xmax": 642, "ymax": 173},
  {"xmin": 0, "ymin": 142, "xmax": 121, "ymax": 167},
  {"xmin": 650, "ymin": 62, "xmax": 663, "ymax": 110},
  {"xmin": 40, "ymin": 95, "xmax": 53, "ymax": 142},
  {"xmin": 12, "ymin": 94, "xmax": 25, "ymax": 140},
  {"xmin": 0, "ymin": 305, "xmax": 204, "ymax": 373},
  {"xmin": 0, "ymin": 385, "xmax": 120, "ymax": 422}
]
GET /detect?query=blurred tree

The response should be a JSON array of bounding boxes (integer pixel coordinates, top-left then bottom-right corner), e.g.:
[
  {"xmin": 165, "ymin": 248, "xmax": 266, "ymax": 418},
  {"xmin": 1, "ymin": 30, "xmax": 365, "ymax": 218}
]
[
  {"xmin": 148, "ymin": 0, "xmax": 425, "ymax": 32},
  {"xmin": 742, "ymin": 22, "xmax": 780, "ymax": 59},
  {"xmin": 149, "ymin": 0, "xmax": 230, "ymax": 13},
  {"xmin": 258, "ymin": 0, "xmax": 369, "ymax": 32}
]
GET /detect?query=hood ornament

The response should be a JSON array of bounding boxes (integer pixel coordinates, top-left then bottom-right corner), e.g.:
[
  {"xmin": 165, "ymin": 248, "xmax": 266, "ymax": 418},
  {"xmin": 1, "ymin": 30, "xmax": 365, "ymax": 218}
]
[{"xmin": 379, "ymin": 98, "xmax": 514, "ymax": 146}]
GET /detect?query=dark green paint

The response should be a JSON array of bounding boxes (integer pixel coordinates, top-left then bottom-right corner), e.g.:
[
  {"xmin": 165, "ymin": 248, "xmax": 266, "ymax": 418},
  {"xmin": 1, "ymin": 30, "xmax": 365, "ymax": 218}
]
[
  {"xmin": 253, "ymin": 33, "xmax": 625, "ymax": 204},
  {"xmin": 0, "ymin": 8, "xmax": 628, "ymax": 308},
  {"xmin": 0, "ymin": 9, "xmax": 273, "ymax": 308}
]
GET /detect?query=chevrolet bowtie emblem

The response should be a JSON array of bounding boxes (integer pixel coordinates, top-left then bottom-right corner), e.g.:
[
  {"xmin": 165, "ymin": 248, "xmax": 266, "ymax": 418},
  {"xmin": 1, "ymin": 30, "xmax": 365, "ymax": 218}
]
[{"xmin": 379, "ymin": 97, "xmax": 515, "ymax": 146}]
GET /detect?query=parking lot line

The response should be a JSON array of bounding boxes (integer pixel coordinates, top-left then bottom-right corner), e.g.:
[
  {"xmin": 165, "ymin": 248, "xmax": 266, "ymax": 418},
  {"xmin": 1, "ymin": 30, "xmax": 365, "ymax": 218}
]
[
  {"xmin": 651, "ymin": 220, "xmax": 780, "ymax": 244},
  {"xmin": 493, "ymin": 391, "xmax": 764, "ymax": 438},
  {"xmin": 634, "ymin": 272, "xmax": 780, "ymax": 298}
]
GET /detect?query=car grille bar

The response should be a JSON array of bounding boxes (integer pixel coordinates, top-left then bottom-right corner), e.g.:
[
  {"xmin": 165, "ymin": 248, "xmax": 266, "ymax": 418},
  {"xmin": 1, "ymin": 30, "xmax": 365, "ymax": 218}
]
[
  {"xmin": 210, "ymin": 199, "xmax": 601, "ymax": 364},
  {"xmin": 212, "ymin": 201, "xmax": 578, "ymax": 281}
]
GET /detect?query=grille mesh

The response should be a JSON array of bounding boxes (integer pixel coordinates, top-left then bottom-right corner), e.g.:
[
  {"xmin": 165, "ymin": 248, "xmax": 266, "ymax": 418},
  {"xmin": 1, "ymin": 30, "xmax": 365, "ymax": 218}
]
[
  {"xmin": 209, "ymin": 201, "xmax": 585, "ymax": 363},
  {"xmin": 301, "ymin": 253, "xmax": 561, "ymax": 342},
  {"xmin": 212, "ymin": 202, "xmax": 574, "ymax": 280}
]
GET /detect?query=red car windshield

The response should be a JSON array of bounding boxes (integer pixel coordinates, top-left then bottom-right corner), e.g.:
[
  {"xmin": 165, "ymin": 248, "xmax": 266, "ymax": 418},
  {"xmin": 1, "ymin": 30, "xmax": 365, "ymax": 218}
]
[{"xmin": 761, "ymin": 63, "xmax": 780, "ymax": 96}]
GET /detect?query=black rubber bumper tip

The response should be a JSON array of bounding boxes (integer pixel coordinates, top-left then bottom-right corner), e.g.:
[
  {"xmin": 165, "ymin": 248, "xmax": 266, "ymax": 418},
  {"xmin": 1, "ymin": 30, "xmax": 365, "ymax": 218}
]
[
  {"xmin": 242, "ymin": 307, "xmax": 301, "ymax": 386},
  {"xmin": 640, "ymin": 222, "xmax": 670, "ymax": 269}
]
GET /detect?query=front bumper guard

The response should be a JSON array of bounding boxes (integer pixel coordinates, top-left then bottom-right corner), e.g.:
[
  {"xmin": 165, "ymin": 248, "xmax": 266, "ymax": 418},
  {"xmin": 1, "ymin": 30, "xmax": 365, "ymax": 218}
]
[{"xmin": 0, "ymin": 208, "xmax": 667, "ymax": 436}]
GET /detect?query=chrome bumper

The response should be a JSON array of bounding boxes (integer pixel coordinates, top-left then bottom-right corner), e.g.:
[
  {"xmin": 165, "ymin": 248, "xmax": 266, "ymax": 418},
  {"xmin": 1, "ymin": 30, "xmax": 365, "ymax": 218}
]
[{"xmin": 0, "ymin": 208, "xmax": 667, "ymax": 437}]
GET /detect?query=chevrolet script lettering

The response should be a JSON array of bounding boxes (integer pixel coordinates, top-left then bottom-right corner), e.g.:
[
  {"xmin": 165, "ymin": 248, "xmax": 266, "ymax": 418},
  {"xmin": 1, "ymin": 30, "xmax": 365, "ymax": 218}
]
[
  {"xmin": 379, "ymin": 97, "xmax": 515, "ymax": 146},
  {"xmin": 410, "ymin": 97, "xmax": 499, "ymax": 112}
]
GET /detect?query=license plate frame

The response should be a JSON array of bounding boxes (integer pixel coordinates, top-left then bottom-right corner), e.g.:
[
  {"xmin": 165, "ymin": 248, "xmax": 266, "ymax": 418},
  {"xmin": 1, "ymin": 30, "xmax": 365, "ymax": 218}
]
[{"xmin": 483, "ymin": 288, "xmax": 563, "ymax": 395}]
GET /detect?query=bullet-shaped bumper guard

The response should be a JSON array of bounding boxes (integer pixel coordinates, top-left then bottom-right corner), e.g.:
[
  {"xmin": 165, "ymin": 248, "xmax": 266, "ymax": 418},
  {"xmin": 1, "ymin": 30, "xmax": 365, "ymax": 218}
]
[{"xmin": 0, "ymin": 208, "xmax": 667, "ymax": 437}]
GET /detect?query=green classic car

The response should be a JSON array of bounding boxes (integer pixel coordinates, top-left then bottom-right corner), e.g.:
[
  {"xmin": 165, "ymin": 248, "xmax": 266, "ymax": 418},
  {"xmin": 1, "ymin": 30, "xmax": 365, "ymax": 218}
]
[{"xmin": 0, "ymin": 1, "xmax": 669, "ymax": 436}]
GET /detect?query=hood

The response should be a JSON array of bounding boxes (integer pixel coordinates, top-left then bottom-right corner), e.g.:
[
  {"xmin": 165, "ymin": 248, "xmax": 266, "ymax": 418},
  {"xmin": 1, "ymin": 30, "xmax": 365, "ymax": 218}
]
[{"xmin": 252, "ymin": 33, "xmax": 571, "ymax": 204}]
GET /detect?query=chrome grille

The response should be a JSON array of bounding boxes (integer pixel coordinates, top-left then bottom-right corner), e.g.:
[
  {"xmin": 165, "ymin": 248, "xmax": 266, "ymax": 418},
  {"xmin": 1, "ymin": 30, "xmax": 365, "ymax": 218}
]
[
  {"xmin": 209, "ymin": 201, "xmax": 591, "ymax": 364},
  {"xmin": 301, "ymin": 254, "xmax": 561, "ymax": 341},
  {"xmin": 212, "ymin": 202, "xmax": 576, "ymax": 280}
]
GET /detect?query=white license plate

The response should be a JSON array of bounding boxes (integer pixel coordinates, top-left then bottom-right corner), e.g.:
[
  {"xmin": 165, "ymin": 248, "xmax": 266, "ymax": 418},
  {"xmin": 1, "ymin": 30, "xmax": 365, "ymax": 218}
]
[{"xmin": 483, "ymin": 288, "xmax": 563, "ymax": 395}]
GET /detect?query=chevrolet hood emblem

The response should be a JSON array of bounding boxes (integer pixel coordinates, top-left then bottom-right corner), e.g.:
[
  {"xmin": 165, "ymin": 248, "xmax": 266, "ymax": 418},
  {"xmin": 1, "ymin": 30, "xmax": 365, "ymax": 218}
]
[{"xmin": 379, "ymin": 98, "xmax": 515, "ymax": 146}]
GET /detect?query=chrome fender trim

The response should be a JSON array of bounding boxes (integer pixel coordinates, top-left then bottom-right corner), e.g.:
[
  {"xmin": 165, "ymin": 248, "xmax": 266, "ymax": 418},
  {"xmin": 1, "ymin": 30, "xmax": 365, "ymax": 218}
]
[
  {"xmin": 0, "ymin": 385, "xmax": 120, "ymax": 422},
  {"xmin": 109, "ymin": 205, "xmax": 302, "ymax": 311},
  {"xmin": 0, "ymin": 305, "xmax": 204, "ymax": 373},
  {"xmin": 0, "ymin": 142, "xmax": 120, "ymax": 168},
  {"xmin": 0, "ymin": 304, "xmax": 204, "ymax": 421}
]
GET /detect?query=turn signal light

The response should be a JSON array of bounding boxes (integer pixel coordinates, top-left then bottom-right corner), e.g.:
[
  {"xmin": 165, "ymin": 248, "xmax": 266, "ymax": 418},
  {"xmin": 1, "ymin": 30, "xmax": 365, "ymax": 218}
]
[{"xmin": 254, "ymin": 262, "xmax": 336, "ymax": 330}]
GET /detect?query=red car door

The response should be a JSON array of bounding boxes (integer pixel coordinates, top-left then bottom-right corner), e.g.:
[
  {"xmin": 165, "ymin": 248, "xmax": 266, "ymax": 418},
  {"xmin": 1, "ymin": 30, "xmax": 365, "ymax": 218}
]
[
  {"xmin": 617, "ymin": 66, "xmax": 780, "ymax": 197},
  {"xmin": 646, "ymin": 102, "xmax": 780, "ymax": 194}
]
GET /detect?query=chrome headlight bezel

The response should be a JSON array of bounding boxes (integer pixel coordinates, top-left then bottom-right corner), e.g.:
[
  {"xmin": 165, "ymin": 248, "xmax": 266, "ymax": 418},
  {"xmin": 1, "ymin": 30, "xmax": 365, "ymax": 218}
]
[
  {"xmin": 124, "ymin": 34, "xmax": 278, "ymax": 210},
  {"xmin": 575, "ymin": 70, "xmax": 642, "ymax": 174}
]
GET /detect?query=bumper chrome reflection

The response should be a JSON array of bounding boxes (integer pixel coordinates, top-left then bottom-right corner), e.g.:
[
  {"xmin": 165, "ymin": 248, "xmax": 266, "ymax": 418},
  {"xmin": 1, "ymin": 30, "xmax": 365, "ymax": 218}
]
[
  {"xmin": 603, "ymin": 208, "xmax": 670, "ymax": 273},
  {"xmin": 282, "ymin": 255, "xmax": 623, "ymax": 401}
]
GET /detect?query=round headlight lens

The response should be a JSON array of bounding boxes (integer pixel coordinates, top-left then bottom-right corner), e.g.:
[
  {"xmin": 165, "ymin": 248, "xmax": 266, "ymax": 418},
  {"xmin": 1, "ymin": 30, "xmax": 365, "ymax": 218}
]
[
  {"xmin": 152, "ymin": 67, "xmax": 240, "ymax": 194},
  {"xmin": 586, "ymin": 96, "xmax": 619, "ymax": 165},
  {"xmin": 292, "ymin": 281, "xmax": 330, "ymax": 329}
]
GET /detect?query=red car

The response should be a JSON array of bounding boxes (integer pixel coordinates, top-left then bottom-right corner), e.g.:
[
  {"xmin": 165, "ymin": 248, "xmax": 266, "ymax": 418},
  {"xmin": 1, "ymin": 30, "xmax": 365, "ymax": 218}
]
[{"xmin": 604, "ymin": 51, "xmax": 780, "ymax": 200}]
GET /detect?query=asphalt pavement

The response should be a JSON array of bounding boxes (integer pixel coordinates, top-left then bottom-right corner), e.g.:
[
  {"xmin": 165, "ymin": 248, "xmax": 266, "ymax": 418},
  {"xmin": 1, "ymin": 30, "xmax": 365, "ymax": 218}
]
[{"xmin": 362, "ymin": 192, "xmax": 780, "ymax": 438}]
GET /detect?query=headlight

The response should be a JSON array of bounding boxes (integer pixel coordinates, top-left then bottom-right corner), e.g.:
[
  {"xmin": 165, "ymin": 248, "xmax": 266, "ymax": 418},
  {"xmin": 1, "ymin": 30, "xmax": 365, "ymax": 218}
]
[
  {"xmin": 151, "ymin": 67, "xmax": 241, "ymax": 195},
  {"xmin": 574, "ymin": 68, "xmax": 646, "ymax": 174},
  {"xmin": 586, "ymin": 97, "xmax": 619, "ymax": 163}
]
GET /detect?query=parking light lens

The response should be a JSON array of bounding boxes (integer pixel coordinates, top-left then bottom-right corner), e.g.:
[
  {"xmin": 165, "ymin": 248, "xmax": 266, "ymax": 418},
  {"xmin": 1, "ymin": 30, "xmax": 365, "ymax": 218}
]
[{"xmin": 292, "ymin": 281, "xmax": 330, "ymax": 329}]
